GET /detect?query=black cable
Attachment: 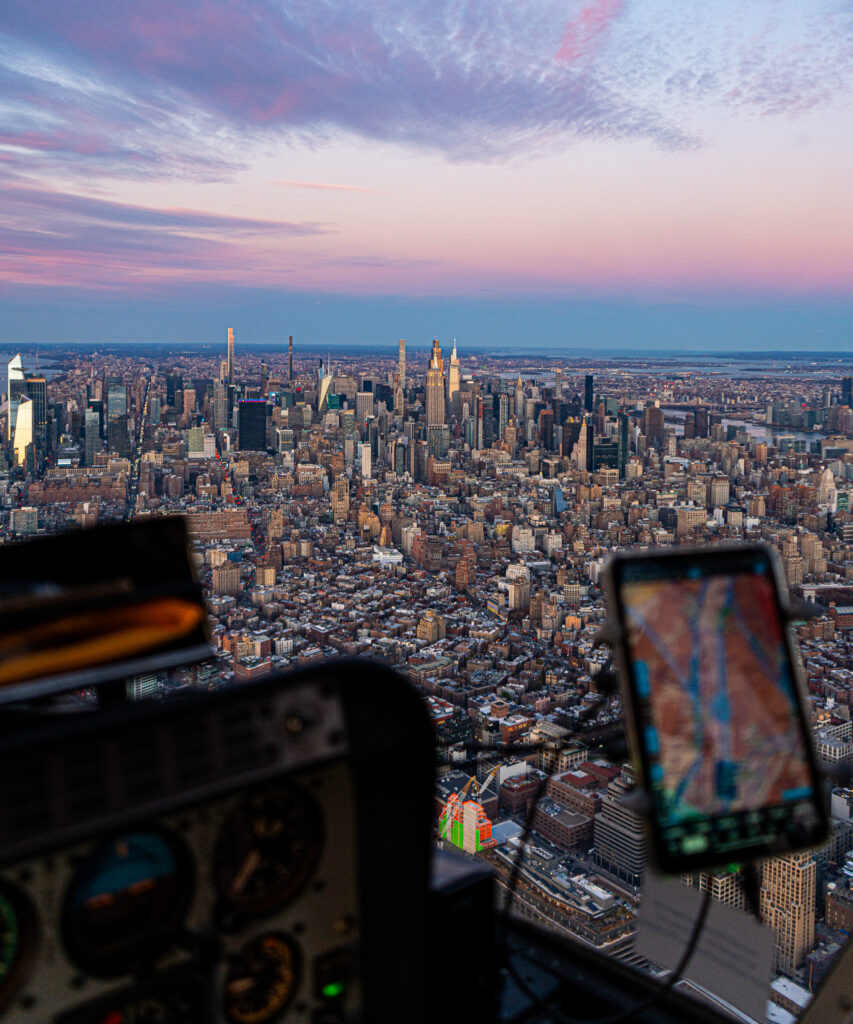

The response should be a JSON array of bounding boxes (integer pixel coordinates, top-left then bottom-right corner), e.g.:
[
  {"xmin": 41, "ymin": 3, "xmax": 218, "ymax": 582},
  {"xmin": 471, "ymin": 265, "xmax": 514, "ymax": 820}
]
[
  {"xmin": 499, "ymin": 768, "xmax": 551, "ymax": 925},
  {"xmin": 503, "ymin": 886, "xmax": 713, "ymax": 1024},
  {"xmin": 454, "ymin": 737, "xmax": 714, "ymax": 1024}
]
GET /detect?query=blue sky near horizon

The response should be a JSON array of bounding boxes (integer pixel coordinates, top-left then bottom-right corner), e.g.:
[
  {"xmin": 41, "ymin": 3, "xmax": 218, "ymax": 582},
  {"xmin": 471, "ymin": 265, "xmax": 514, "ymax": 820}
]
[
  {"xmin": 2, "ymin": 291, "xmax": 853, "ymax": 353},
  {"xmin": 0, "ymin": 0, "xmax": 851, "ymax": 348}
]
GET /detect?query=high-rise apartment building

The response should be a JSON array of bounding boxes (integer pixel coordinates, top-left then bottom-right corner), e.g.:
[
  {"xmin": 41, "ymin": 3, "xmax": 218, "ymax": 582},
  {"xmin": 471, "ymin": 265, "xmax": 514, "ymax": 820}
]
[
  {"xmin": 426, "ymin": 338, "xmax": 445, "ymax": 427},
  {"xmin": 288, "ymin": 335, "xmax": 293, "ymax": 382},
  {"xmin": 709, "ymin": 475, "xmax": 730, "ymax": 507},
  {"xmin": 212, "ymin": 562, "xmax": 242, "ymax": 597},
  {"xmin": 398, "ymin": 338, "xmax": 406, "ymax": 389},
  {"xmin": 227, "ymin": 327, "xmax": 235, "ymax": 385},
  {"xmin": 761, "ymin": 854, "xmax": 816, "ymax": 977}
]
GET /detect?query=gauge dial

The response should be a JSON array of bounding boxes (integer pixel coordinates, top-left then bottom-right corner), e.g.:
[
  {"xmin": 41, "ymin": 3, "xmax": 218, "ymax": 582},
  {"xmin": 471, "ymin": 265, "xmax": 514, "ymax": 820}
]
[
  {"xmin": 59, "ymin": 972, "xmax": 210, "ymax": 1023},
  {"xmin": 64, "ymin": 829, "xmax": 192, "ymax": 976},
  {"xmin": 0, "ymin": 881, "xmax": 36, "ymax": 1013},
  {"xmin": 214, "ymin": 783, "xmax": 323, "ymax": 917},
  {"xmin": 223, "ymin": 934, "xmax": 299, "ymax": 1024}
]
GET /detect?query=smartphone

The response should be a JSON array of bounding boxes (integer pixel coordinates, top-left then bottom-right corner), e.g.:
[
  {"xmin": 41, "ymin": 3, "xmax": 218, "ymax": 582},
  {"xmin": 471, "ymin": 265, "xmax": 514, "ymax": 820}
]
[{"xmin": 604, "ymin": 543, "xmax": 828, "ymax": 873}]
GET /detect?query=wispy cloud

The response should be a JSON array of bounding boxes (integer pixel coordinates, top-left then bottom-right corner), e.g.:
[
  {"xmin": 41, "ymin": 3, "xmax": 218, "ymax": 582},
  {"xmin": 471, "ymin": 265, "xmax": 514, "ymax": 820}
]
[
  {"xmin": 2, "ymin": 0, "xmax": 848, "ymax": 187},
  {"xmin": 557, "ymin": 0, "xmax": 624, "ymax": 64},
  {"xmin": 1, "ymin": 0, "xmax": 848, "ymax": 189},
  {"xmin": 0, "ymin": 185, "xmax": 331, "ymax": 289},
  {"xmin": 0, "ymin": 0, "xmax": 694, "ymax": 183}
]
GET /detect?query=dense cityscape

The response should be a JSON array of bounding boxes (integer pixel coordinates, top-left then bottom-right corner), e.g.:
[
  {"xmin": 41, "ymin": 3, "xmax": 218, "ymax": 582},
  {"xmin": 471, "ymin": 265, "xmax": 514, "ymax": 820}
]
[{"xmin": 4, "ymin": 334, "xmax": 853, "ymax": 1021}]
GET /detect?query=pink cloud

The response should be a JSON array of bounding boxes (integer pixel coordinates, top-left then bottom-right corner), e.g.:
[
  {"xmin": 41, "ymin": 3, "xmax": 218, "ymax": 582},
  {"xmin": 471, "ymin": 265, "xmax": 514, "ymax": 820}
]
[{"xmin": 556, "ymin": 0, "xmax": 624, "ymax": 63}]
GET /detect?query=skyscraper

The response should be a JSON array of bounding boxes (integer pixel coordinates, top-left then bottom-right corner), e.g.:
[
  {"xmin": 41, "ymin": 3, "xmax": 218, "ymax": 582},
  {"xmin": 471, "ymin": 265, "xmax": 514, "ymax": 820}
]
[
  {"xmin": 761, "ymin": 854, "xmax": 816, "ymax": 977},
  {"xmin": 644, "ymin": 403, "xmax": 665, "ymax": 448},
  {"xmin": 227, "ymin": 327, "xmax": 235, "ymax": 385},
  {"xmin": 288, "ymin": 335, "xmax": 294, "ymax": 382},
  {"xmin": 166, "ymin": 372, "xmax": 182, "ymax": 408},
  {"xmin": 318, "ymin": 364, "xmax": 333, "ymax": 414},
  {"xmin": 617, "ymin": 411, "xmax": 629, "ymax": 478},
  {"xmin": 593, "ymin": 767, "xmax": 646, "ymax": 886},
  {"xmin": 584, "ymin": 374, "xmax": 594, "ymax": 413},
  {"xmin": 238, "ymin": 400, "xmax": 268, "ymax": 451},
  {"xmin": 843, "ymin": 377, "xmax": 853, "ymax": 407},
  {"xmin": 212, "ymin": 381, "xmax": 227, "ymax": 432},
  {"xmin": 12, "ymin": 396, "xmax": 33, "ymax": 467},
  {"xmin": 498, "ymin": 394, "xmax": 509, "ymax": 440},
  {"xmin": 426, "ymin": 338, "xmax": 445, "ymax": 428},
  {"xmin": 25, "ymin": 376, "xmax": 47, "ymax": 442},
  {"xmin": 514, "ymin": 373, "xmax": 525, "ymax": 420},
  {"xmin": 398, "ymin": 338, "xmax": 406, "ymax": 389},
  {"xmin": 7, "ymin": 354, "xmax": 25, "ymax": 434},
  {"xmin": 107, "ymin": 382, "xmax": 127, "ymax": 422},
  {"xmin": 447, "ymin": 340, "xmax": 460, "ymax": 417},
  {"xmin": 538, "ymin": 408, "xmax": 554, "ymax": 451},
  {"xmin": 84, "ymin": 408, "xmax": 101, "ymax": 466}
]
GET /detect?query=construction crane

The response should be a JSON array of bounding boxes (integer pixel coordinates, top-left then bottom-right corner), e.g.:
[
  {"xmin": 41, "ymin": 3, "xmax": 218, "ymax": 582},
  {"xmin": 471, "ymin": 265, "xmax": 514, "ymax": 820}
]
[
  {"xmin": 473, "ymin": 765, "xmax": 501, "ymax": 800},
  {"xmin": 440, "ymin": 765, "xmax": 507, "ymax": 840},
  {"xmin": 439, "ymin": 774, "xmax": 477, "ymax": 839}
]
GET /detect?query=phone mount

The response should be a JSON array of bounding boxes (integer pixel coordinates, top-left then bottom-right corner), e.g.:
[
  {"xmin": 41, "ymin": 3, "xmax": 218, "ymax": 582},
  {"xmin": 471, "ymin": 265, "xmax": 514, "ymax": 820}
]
[{"xmin": 590, "ymin": 553, "xmax": 830, "ymax": 879}]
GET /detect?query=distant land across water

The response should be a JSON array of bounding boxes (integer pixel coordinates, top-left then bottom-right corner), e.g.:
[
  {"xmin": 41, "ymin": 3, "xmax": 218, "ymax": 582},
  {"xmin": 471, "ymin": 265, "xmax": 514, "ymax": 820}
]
[{"xmin": 4, "ymin": 343, "xmax": 853, "ymax": 366}]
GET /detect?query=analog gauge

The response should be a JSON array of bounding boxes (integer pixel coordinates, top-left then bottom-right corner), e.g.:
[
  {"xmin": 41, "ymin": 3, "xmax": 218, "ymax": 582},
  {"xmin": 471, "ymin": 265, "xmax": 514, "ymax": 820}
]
[
  {"xmin": 0, "ymin": 881, "xmax": 36, "ymax": 1013},
  {"xmin": 214, "ymin": 783, "xmax": 323, "ymax": 918},
  {"xmin": 63, "ymin": 829, "xmax": 192, "ymax": 976},
  {"xmin": 57, "ymin": 972, "xmax": 210, "ymax": 1024},
  {"xmin": 223, "ymin": 934, "xmax": 299, "ymax": 1024}
]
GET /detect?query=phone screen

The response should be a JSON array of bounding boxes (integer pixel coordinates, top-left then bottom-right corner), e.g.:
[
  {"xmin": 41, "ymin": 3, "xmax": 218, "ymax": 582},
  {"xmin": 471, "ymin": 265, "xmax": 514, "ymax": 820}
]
[{"xmin": 615, "ymin": 548, "xmax": 824, "ymax": 863}]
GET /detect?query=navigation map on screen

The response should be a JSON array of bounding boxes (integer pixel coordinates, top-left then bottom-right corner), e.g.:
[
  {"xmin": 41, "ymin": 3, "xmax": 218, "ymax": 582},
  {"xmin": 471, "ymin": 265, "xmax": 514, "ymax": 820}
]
[{"xmin": 623, "ymin": 569, "xmax": 814, "ymax": 825}]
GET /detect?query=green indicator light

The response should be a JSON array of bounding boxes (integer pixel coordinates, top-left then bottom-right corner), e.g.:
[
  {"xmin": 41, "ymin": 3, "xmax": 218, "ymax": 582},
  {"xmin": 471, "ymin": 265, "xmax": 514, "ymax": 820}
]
[{"xmin": 322, "ymin": 981, "xmax": 346, "ymax": 999}]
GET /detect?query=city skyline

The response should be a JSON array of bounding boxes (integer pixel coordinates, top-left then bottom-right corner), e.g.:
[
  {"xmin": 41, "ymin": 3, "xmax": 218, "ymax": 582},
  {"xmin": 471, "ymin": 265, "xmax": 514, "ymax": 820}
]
[
  {"xmin": 4, "ymin": 326, "xmax": 853, "ymax": 1001},
  {"xmin": 1, "ymin": 1, "xmax": 851, "ymax": 348}
]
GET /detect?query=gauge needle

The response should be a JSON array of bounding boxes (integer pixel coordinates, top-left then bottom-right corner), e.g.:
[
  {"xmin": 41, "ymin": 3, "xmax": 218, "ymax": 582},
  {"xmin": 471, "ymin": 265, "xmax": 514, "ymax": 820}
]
[
  {"xmin": 230, "ymin": 849, "xmax": 261, "ymax": 896},
  {"xmin": 228, "ymin": 977, "xmax": 256, "ymax": 994}
]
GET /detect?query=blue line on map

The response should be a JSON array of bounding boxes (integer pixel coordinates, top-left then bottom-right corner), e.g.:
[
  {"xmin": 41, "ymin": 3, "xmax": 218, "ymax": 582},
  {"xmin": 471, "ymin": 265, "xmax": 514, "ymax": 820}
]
[{"xmin": 634, "ymin": 660, "xmax": 650, "ymax": 698}]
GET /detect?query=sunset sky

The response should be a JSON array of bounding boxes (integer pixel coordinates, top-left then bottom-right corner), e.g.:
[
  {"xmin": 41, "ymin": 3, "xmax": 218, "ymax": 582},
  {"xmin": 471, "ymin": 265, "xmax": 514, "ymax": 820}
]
[{"xmin": 1, "ymin": 0, "xmax": 851, "ymax": 349}]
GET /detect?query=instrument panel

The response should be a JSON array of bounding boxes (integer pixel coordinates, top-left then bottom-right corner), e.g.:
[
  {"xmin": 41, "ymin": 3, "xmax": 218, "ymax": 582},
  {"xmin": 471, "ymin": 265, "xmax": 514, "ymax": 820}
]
[{"xmin": 0, "ymin": 761, "xmax": 359, "ymax": 1023}]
